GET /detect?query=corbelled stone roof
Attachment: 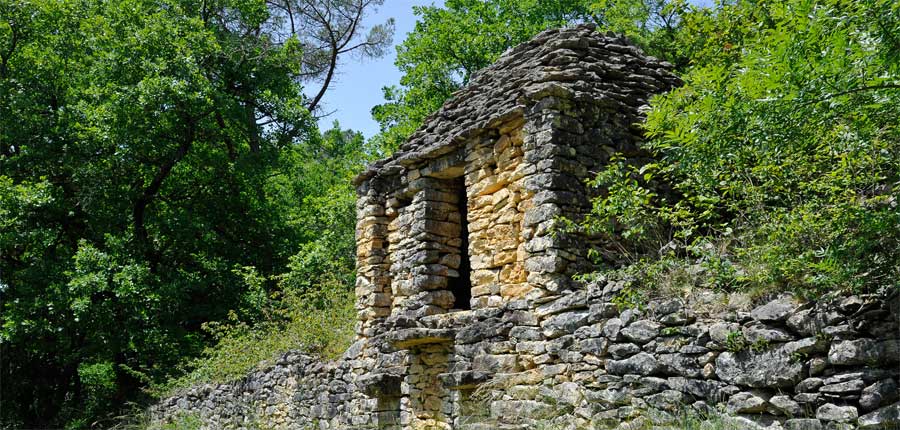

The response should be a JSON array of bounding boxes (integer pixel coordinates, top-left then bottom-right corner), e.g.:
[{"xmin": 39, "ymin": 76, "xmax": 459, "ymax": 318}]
[{"xmin": 355, "ymin": 24, "xmax": 679, "ymax": 185}]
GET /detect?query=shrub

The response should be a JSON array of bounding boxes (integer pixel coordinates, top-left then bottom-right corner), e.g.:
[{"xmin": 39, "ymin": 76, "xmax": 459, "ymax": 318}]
[
  {"xmin": 572, "ymin": 0, "xmax": 900, "ymax": 299},
  {"xmin": 154, "ymin": 272, "xmax": 355, "ymax": 394}
]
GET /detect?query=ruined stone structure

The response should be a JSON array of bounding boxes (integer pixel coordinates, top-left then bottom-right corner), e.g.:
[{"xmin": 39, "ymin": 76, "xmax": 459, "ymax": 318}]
[{"xmin": 153, "ymin": 25, "xmax": 900, "ymax": 430}]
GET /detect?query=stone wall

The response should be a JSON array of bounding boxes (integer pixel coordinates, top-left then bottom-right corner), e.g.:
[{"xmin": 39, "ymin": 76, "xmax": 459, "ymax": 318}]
[
  {"xmin": 152, "ymin": 288, "xmax": 900, "ymax": 429},
  {"xmin": 454, "ymin": 288, "xmax": 900, "ymax": 430},
  {"xmin": 152, "ymin": 25, "xmax": 900, "ymax": 430},
  {"xmin": 465, "ymin": 126, "xmax": 530, "ymax": 306}
]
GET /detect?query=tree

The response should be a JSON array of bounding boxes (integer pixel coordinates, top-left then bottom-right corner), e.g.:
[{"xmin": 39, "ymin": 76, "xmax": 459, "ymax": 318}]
[
  {"xmin": 369, "ymin": 0, "xmax": 703, "ymax": 154},
  {"xmin": 576, "ymin": 0, "xmax": 900, "ymax": 297},
  {"xmin": 265, "ymin": 0, "xmax": 394, "ymax": 113},
  {"xmin": 370, "ymin": 0, "xmax": 597, "ymax": 153},
  {"xmin": 0, "ymin": 0, "xmax": 385, "ymax": 427}
]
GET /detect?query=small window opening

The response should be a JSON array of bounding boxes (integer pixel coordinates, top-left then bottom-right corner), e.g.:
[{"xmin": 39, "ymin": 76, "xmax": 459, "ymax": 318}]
[{"xmin": 448, "ymin": 177, "xmax": 472, "ymax": 310}]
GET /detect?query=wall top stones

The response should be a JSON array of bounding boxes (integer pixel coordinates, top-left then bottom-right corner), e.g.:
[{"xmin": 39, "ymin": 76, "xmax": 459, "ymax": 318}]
[{"xmin": 353, "ymin": 24, "xmax": 680, "ymax": 186}]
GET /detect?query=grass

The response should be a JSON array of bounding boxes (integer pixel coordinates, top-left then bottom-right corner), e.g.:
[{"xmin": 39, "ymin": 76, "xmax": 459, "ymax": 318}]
[
  {"xmin": 109, "ymin": 407, "xmax": 201, "ymax": 430},
  {"xmin": 151, "ymin": 282, "xmax": 356, "ymax": 396}
]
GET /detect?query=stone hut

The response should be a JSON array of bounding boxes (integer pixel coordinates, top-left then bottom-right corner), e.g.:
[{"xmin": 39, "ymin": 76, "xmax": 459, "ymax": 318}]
[
  {"xmin": 153, "ymin": 25, "xmax": 900, "ymax": 430},
  {"xmin": 352, "ymin": 24, "xmax": 678, "ymax": 331},
  {"xmin": 350, "ymin": 23, "xmax": 675, "ymax": 427},
  {"xmin": 350, "ymin": 23, "xmax": 678, "ymax": 427}
]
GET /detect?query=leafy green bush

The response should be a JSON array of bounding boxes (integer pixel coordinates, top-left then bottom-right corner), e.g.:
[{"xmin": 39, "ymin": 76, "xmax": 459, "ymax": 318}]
[
  {"xmin": 574, "ymin": 0, "xmax": 900, "ymax": 299},
  {"xmin": 110, "ymin": 408, "xmax": 202, "ymax": 430},
  {"xmin": 73, "ymin": 362, "xmax": 119, "ymax": 429},
  {"xmin": 156, "ymin": 270, "xmax": 356, "ymax": 394},
  {"xmin": 724, "ymin": 331, "xmax": 747, "ymax": 353}
]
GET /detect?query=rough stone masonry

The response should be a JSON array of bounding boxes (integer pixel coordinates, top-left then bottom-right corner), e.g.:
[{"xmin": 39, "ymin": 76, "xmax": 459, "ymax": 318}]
[{"xmin": 153, "ymin": 25, "xmax": 900, "ymax": 430}]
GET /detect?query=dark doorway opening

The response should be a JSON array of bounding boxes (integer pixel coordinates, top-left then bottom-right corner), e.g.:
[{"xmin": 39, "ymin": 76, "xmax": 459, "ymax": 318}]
[
  {"xmin": 448, "ymin": 176, "xmax": 472, "ymax": 310},
  {"xmin": 376, "ymin": 395, "xmax": 401, "ymax": 428}
]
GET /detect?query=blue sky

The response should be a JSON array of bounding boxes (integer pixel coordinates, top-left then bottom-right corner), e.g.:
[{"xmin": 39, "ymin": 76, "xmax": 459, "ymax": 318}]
[{"xmin": 310, "ymin": 1, "xmax": 441, "ymax": 138}]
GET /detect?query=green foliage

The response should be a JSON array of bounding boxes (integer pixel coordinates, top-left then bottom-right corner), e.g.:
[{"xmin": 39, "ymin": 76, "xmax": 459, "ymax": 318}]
[
  {"xmin": 105, "ymin": 406, "xmax": 202, "ymax": 430},
  {"xmin": 611, "ymin": 284, "xmax": 647, "ymax": 311},
  {"xmin": 790, "ymin": 350, "xmax": 808, "ymax": 364},
  {"xmin": 581, "ymin": 156, "xmax": 667, "ymax": 258},
  {"xmin": 156, "ymin": 414, "xmax": 202, "ymax": 430},
  {"xmin": 158, "ymin": 274, "xmax": 355, "ymax": 393},
  {"xmin": 75, "ymin": 362, "xmax": 119, "ymax": 429},
  {"xmin": 659, "ymin": 327, "xmax": 679, "ymax": 336},
  {"xmin": 576, "ymin": 0, "xmax": 900, "ymax": 298},
  {"xmin": 724, "ymin": 331, "xmax": 747, "ymax": 353},
  {"xmin": 0, "ymin": 0, "xmax": 377, "ymax": 426},
  {"xmin": 371, "ymin": 0, "xmax": 598, "ymax": 153},
  {"xmin": 588, "ymin": 0, "xmax": 698, "ymax": 69},
  {"xmin": 750, "ymin": 338, "xmax": 771, "ymax": 353}
]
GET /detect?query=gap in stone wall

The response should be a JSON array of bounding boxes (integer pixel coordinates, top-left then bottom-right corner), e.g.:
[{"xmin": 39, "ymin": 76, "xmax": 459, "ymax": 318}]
[
  {"xmin": 376, "ymin": 395, "xmax": 401, "ymax": 428},
  {"xmin": 448, "ymin": 176, "xmax": 472, "ymax": 311}
]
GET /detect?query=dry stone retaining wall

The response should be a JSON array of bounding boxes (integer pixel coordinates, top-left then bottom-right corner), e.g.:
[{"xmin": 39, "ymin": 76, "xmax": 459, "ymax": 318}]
[
  {"xmin": 152, "ymin": 26, "xmax": 900, "ymax": 430},
  {"xmin": 153, "ymin": 289, "xmax": 900, "ymax": 429}
]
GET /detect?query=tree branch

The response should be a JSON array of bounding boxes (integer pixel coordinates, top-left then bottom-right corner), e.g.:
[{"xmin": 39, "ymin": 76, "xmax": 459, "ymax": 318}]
[
  {"xmin": 338, "ymin": 39, "xmax": 378, "ymax": 54},
  {"xmin": 1, "ymin": 21, "xmax": 19, "ymax": 79},
  {"xmin": 215, "ymin": 111, "xmax": 238, "ymax": 161},
  {"xmin": 306, "ymin": 47, "xmax": 338, "ymax": 112},
  {"xmin": 305, "ymin": 2, "xmax": 342, "ymax": 112},
  {"xmin": 133, "ymin": 118, "xmax": 195, "ymax": 271},
  {"xmin": 335, "ymin": 2, "xmax": 364, "ymax": 51},
  {"xmin": 799, "ymin": 83, "xmax": 900, "ymax": 106}
]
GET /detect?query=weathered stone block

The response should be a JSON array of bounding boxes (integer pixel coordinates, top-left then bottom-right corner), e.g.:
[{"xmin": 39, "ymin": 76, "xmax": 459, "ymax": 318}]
[
  {"xmin": 858, "ymin": 401, "xmax": 900, "ymax": 429},
  {"xmin": 541, "ymin": 310, "xmax": 591, "ymax": 339},
  {"xmin": 828, "ymin": 339, "xmax": 900, "ymax": 365},
  {"xmin": 608, "ymin": 343, "xmax": 641, "ymax": 359},
  {"xmin": 727, "ymin": 391, "xmax": 769, "ymax": 414},
  {"xmin": 785, "ymin": 419, "xmax": 824, "ymax": 430},
  {"xmin": 607, "ymin": 352, "xmax": 662, "ymax": 376},
  {"xmin": 860, "ymin": 379, "xmax": 899, "ymax": 412},
  {"xmin": 621, "ymin": 320, "xmax": 662, "ymax": 344},
  {"xmin": 816, "ymin": 404, "xmax": 858, "ymax": 422},
  {"xmin": 715, "ymin": 348, "xmax": 804, "ymax": 388},
  {"xmin": 751, "ymin": 297, "xmax": 798, "ymax": 322},
  {"xmin": 769, "ymin": 395, "xmax": 802, "ymax": 416}
]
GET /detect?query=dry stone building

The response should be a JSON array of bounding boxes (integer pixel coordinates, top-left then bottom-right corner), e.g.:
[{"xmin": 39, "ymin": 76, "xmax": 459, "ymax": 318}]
[
  {"xmin": 353, "ymin": 23, "xmax": 677, "ymax": 331},
  {"xmin": 153, "ymin": 25, "xmax": 900, "ymax": 430}
]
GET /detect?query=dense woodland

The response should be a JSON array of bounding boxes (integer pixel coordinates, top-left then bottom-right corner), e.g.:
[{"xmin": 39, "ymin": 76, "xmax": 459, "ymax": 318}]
[{"xmin": 1, "ymin": 0, "xmax": 898, "ymax": 428}]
